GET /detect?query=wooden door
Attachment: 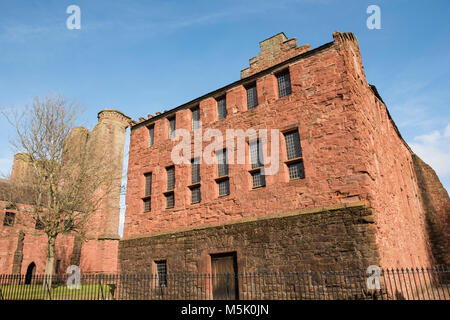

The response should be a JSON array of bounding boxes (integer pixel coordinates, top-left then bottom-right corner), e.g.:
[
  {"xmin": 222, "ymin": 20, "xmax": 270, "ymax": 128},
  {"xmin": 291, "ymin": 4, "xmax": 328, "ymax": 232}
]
[{"xmin": 211, "ymin": 252, "xmax": 238, "ymax": 300}]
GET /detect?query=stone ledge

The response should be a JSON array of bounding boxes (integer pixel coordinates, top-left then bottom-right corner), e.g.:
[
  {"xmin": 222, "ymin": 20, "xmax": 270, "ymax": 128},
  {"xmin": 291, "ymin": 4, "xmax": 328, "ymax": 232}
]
[{"xmin": 121, "ymin": 200, "xmax": 371, "ymax": 242}]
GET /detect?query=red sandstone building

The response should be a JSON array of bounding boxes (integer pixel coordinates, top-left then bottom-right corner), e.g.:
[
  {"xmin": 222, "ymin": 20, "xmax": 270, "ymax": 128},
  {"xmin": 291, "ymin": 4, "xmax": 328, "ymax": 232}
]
[
  {"xmin": 119, "ymin": 32, "xmax": 449, "ymax": 275},
  {"xmin": 1, "ymin": 31, "xmax": 449, "ymax": 279}
]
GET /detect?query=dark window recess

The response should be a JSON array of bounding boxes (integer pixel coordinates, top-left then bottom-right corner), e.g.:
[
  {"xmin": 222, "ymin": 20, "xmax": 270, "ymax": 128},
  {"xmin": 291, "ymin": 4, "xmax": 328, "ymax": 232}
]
[
  {"xmin": 168, "ymin": 117, "xmax": 176, "ymax": 139},
  {"xmin": 155, "ymin": 260, "xmax": 167, "ymax": 287},
  {"xmin": 191, "ymin": 158, "xmax": 201, "ymax": 184},
  {"xmin": 191, "ymin": 106, "xmax": 200, "ymax": 130},
  {"xmin": 165, "ymin": 192, "xmax": 174, "ymax": 209},
  {"xmin": 284, "ymin": 130, "xmax": 302, "ymax": 160},
  {"xmin": 216, "ymin": 149, "xmax": 228, "ymax": 177},
  {"xmin": 55, "ymin": 260, "xmax": 61, "ymax": 275},
  {"xmin": 143, "ymin": 198, "xmax": 151, "ymax": 212},
  {"xmin": 190, "ymin": 185, "xmax": 201, "ymax": 204},
  {"xmin": 287, "ymin": 161, "xmax": 305, "ymax": 180},
  {"xmin": 218, "ymin": 178, "xmax": 230, "ymax": 196},
  {"xmin": 145, "ymin": 173, "xmax": 152, "ymax": 197},
  {"xmin": 148, "ymin": 125, "xmax": 154, "ymax": 147},
  {"xmin": 277, "ymin": 70, "xmax": 292, "ymax": 98},
  {"xmin": 217, "ymin": 97, "xmax": 227, "ymax": 120},
  {"xmin": 35, "ymin": 218, "xmax": 44, "ymax": 230},
  {"xmin": 246, "ymin": 84, "xmax": 258, "ymax": 109},
  {"xmin": 251, "ymin": 169, "xmax": 266, "ymax": 188},
  {"xmin": 64, "ymin": 219, "xmax": 73, "ymax": 231},
  {"xmin": 249, "ymin": 140, "xmax": 264, "ymax": 169},
  {"xmin": 3, "ymin": 212, "xmax": 15, "ymax": 226},
  {"xmin": 166, "ymin": 166, "xmax": 175, "ymax": 191}
]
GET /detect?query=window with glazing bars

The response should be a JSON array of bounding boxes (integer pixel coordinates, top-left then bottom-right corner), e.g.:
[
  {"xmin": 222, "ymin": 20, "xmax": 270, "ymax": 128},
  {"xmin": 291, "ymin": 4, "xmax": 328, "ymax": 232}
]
[
  {"xmin": 216, "ymin": 149, "xmax": 228, "ymax": 177},
  {"xmin": 3, "ymin": 212, "xmax": 15, "ymax": 226},
  {"xmin": 191, "ymin": 106, "xmax": 200, "ymax": 130},
  {"xmin": 148, "ymin": 125, "xmax": 154, "ymax": 147},
  {"xmin": 165, "ymin": 192, "xmax": 174, "ymax": 208},
  {"xmin": 190, "ymin": 185, "xmax": 201, "ymax": 204},
  {"xmin": 277, "ymin": 70, "xmax": 292, "ymax": 98},
  {"xmin": 251, "ymin": 169, "xmax": 266, "ymax": 188},
  {"xmin": 166, "ymin": 166, "xmax": 175, "ymax": 191},
  {"xmin": 217, "ymin": 96, "xmax": 227, "ymax": 120},
  {"xmin": 287, "ymin": 161, "xmax": 305, "ymax": 180},
  {"xmin": 246, "ymin": 84, "xmax": 258, "ymax": 109},
  {"xmin": 191, "ymin": 158, "xmax": 200, "ymax": 184},
  {"xmin": 143, "ymin": 173, "xmax": 152, "ymax": 212},
  {"xmin": 217, "ymin": 178, "xmax": 230, "ymax": 196},
  {"xmin": 249, "ymin": 140, "xmax": 264, "ymax": 169},
  {"xmin": 155, "ymin": 260, "xmax": 167, "ymax": 286},
  {"xmin": 284, "ymin": 130, "xmax": 302, "ymax": 159},
  {"xmin": 168, "ymin": 116, "xmax": 176, "ymax": 139}
]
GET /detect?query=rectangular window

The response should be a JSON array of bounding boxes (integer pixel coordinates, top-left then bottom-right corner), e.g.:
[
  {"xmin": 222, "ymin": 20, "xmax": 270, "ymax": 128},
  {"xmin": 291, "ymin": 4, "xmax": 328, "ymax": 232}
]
[
  {"xmin": 35, "ymin": 218, "xmax": 44, "ymax": 230},
  {"xmin": 191, "ymin": 158, "xmax": 200, "ymax": 184},
  {"xmin": 246, "ymin": 84, "xmax": 258, "ymax": 109},
  {"xmin": 216, "ymin": 149, "xmax": 228, "ymax": 177},
  {"xmin": 284, "ymin": 130, "xmax": 302, "ymax": 160},
  {"xmin": 191, "ymin": 106, "xmax": 200, "ymax": 130},
  {"xmin": 217, "ymin": 96, "xmax": 227, "ymax": 120},
  {"xmin": 3, "ymin": 212, "xmax": 15, "ymax": 226},
  {"xmin": 166, "ymin": 166, "xmax": 175, "ymax": 191},
  {"xmin": 143, "ymin": 198, "xmax": 151, "ymax": 212},
  {"xmin": 284, "ymin": 130, "xmax": 305, "ymax": 180},
  {"xmin": 277, "ymin": 70, "xmax": 292, "ymax": 98},
  {"xmin": 148, "ymin": 125, "xmax": 154, "ymax": 147},
  {"xmin": 251, "ymin": 170, "xmax": 266, "ymax": 188},
  {"xmin": 155, "ymin": 260, "xmax": 167, "ymax": 287},
  {"xmin": 217, "ymin": 178, "xmax": 230, "ymax": 196},
  {"xmin": 168, "ymin": 116, "xmax": 176, "ymax": 139},
  {"xmin": 165, "ymin": 192, "xmax": 174, "ymax": 209},
  {"xmin": 190, "ymin": 185, "xmax": 201, "ymax": 204},
  {"xmin": 249, "ymin": 140, "xmax": 264, "ymax": 169},
  {"xmin": 143, "ymin": 173, "xmax": 152, "ymax": 212}
]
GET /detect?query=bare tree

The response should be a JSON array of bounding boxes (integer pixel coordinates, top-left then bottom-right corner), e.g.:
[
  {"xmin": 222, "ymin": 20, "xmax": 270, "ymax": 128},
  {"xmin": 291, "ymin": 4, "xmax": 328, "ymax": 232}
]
[{"xmin": 1, "ymin": 95, "xmax": 120, "ymax": 286}]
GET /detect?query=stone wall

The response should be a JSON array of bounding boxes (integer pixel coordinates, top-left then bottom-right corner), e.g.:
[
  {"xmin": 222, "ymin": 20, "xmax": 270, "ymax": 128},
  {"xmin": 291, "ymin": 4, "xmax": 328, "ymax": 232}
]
[{"xmin": 119, "ymin": 202, "xmax": 380, "ymax": 273}]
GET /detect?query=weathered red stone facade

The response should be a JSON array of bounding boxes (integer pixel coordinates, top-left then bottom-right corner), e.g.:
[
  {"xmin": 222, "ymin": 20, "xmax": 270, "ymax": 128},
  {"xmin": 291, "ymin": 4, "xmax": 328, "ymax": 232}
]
[
  {"xmin": 120, "ymin": 32, "xmax": 449, "ymax": 273},
  {"xmin": 0, "ymin": 110, "xmax": 130, "ymax": 275}
]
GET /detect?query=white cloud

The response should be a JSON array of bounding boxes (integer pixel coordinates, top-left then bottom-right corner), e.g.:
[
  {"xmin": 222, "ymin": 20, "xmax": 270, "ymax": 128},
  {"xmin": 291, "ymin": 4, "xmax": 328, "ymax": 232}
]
[{"xmin": 409, "ymin": 123, "xmax": 450, "ymax": 177}]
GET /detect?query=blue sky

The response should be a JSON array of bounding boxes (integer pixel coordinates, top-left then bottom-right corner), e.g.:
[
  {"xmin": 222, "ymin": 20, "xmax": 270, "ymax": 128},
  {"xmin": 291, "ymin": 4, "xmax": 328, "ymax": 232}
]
[{"xmin": 1, "ymin": 1, "xmax": 449, "ymax": 214}]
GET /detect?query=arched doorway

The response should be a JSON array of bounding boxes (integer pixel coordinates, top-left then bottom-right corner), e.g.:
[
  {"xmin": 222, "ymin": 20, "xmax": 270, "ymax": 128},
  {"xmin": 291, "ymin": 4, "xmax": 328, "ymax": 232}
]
[{"xmin": 25, "ymin": 262, "xmax": 36, "ymax": 284}]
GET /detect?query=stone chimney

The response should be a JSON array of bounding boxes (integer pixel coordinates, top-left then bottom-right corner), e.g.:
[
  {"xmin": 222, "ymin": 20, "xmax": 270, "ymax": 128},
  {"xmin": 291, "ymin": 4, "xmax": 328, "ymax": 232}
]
[{"xmin": 240, "ymin": 32, "xmax": 311, "ymax": 79}]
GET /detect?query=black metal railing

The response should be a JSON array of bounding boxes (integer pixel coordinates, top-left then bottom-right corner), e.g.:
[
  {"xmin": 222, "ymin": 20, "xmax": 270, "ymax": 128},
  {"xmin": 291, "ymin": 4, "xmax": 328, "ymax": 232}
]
[{"xmin": 0, "ymin": 266, "xmax": 449, "ymax": 300}]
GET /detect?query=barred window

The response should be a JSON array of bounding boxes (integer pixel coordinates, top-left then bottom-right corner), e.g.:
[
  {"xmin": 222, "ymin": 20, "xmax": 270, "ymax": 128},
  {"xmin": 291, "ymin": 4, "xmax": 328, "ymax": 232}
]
[
  {"xmin": 144, "ymin": 173, "xmax": 152, "ymax": 197},
  {"xmin": 216, "ymin": 149, "xmax": 228, "ymax": 177},
  {"xmin": 217, "ymin": 96, "xmax": 227, "ymax": 120},
  {"xmin": 155, "ymin": 260, "xmax": 167, "ymax": 287},
  {"xmin": 191, "ymin": 106, "xmax": 200, "ymax": 130},
  {"xmin": 190, "ymin": 185, "xmax": 201, "ymax": 204},
  {"xmin": 165, "ymin": 192, "xmax": 174, "ymax": 209},
  {"xmin": 251, "ymin": 169, "xmax": 266, "ymax": 188},
  {"xmin": 277, "ymin": 70, "xmax": 292, "ymax": 98},
  {"xmin": 288, "ymin": 161, "xmax": 305, "ymax": 180},
  {"xmin": 284, "ymin": 130, "xmax": 302, "ymax": 160},
  {"xmin": 191, "ymin": 158, "xmax": 200, "ymax": 184},
  {"xmin": 249, "ymin": 140, "xmax": 264, "ymax": 169},
  {"xmin": 246, "ymin": 84, "xmax": 258, "ymax": 109},
  {"xmin": 168, "ymin": 116, "xmax": 176, "ymax": 139},
  {"xmin": 3, "ymin": 212, "xmax": 15, "ymax": 226},
  {"xmin": 148, "ymin": 125, "xmax": 154, "ymax": 147},
  {"xmin": 217, "ymin": 178, "xmax": 230, "ymax": 196},
  {"xmin": 166, "ymin": 166, "xmax": 175, "ymax": 191},
  {"xmin": 143, "ymin": 198, "xmax": 151, "ymax": 212},
  {"xmin": 35, "ymin": 218, "xmax": 44, "ymax": 230}
]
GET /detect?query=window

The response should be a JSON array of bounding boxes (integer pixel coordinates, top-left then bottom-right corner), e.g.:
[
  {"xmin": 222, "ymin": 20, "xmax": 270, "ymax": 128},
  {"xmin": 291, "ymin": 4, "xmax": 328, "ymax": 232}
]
[
  {"xmin": 155, "ymin": 260, "xmax": 167, "ymax": 287},
  {"xmin": 217, "ymin": 96, "xmax": 227, "ymax": 120},
  {"xmin": 3, "ymin": 212, "xmax": 15, "ymax": 226},
  {"xmin": 55, "ymin": 260, "xmax": 61, "ymax": 275},
  {"xmin": 148, "ymin": 125, "xmax": 154, "ymax": 147},
  {"xmin": 249, "ymin": 139, "xmax": 266, "ymax": 188},
  {"xmin": 35, "ymin": 218, "xmax": 44, "ymax": 230},
  {"xmin": 191, "ymin": 158, "xmax": 200, "ymax": 184},
  {"xmin": 246, "ymin": 84, "xmax": 258, "ymax": 109},
  {"xmin": 165, "ymin": 192, "xmax": 174, "ymax": 209},
  {"xmin": 276, "ymin": 70, "xmax": 292, "ymax": 98},
  {"xmin": 190, "ymin": 185, "xmax": 201, "ymax": 204},
  {"xmin": 216, "ymin": 149, "xmax": 228, "ymax": 177},
  {"xmin": 191, "ymin": 106, "xmax": 200, "ymax": 130},
  {"xmin": 168, "ymin": 116, "xmax": 176, "ymax": 139},
  {"xmin": 217, "ymin": 179, "xmax": 230, "ymax": 196},
  {"xmin": 284, "ymin": 130, "xmax": 305, "ymax": 180},
  {"xmin": 143, "ymin": 173, "xmax": 152, "ymax": 212},
  {"xmin": 166, "ymin": 166, "xmax": 175, "ymax": 191}
]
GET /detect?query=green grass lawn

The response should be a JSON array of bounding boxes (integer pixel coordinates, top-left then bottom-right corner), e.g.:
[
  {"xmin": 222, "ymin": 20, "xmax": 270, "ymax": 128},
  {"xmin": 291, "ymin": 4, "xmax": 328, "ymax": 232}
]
[{"xmin": 0, "ymin": 283, "xmax": 116, "ymax": 300}]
